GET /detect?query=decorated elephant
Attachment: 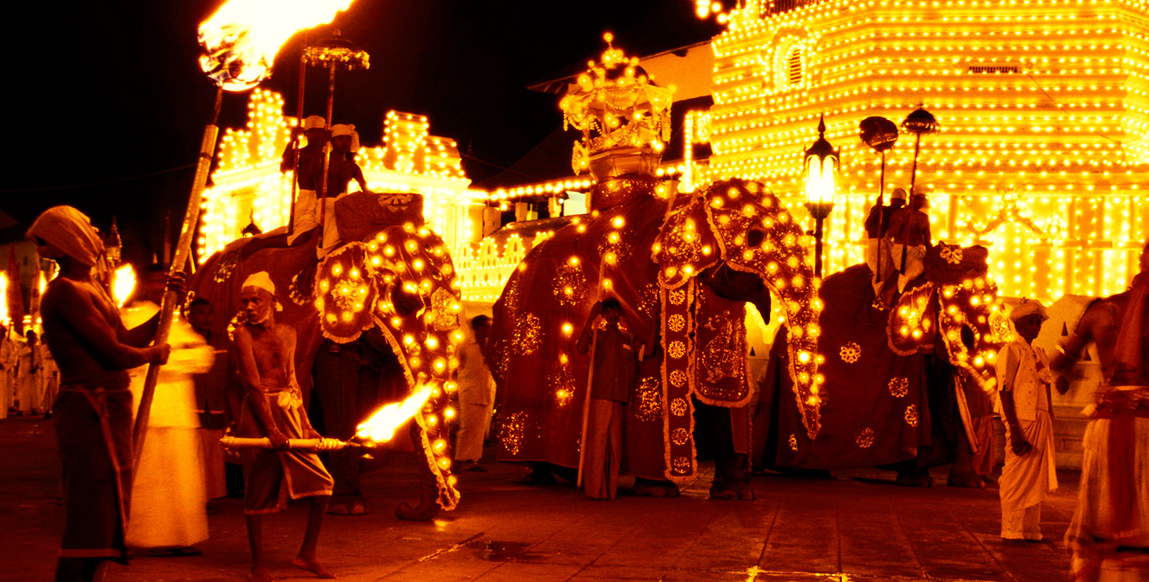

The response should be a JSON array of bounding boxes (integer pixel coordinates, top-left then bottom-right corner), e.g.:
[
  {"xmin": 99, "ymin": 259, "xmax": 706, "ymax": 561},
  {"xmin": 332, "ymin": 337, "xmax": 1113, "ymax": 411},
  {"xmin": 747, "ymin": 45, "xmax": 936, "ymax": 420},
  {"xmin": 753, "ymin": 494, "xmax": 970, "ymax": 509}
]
[
  {"xmin": 755, "ymin": 241, "xmax": 1010, "ymax": 485},
  {"xmin": 488, "ymin": 174, "xmax": 824, "ymax": 498},
  {"xmin": 188, "ymin": 191, "xmax": 462, "ymax": 518}
]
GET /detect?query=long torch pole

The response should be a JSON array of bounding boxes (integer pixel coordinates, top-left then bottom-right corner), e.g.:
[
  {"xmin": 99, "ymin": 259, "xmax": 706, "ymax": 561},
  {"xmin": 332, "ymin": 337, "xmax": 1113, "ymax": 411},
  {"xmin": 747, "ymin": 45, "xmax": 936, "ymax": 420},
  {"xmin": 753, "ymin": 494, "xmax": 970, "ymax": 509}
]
[
  {"xmin": 133, "ymin": 88, "xmax": 224, "ymax": 465},
  {"xmin": 287, "ymin": 34, "xmax": 308, "ymax": 237},
  {"xmin": 874, "ymin": 152, "xmax": 886, "ymax": 286},
  {"xmin": 315, "ymin": 62, "xmax": 336, "ymax": 253}
]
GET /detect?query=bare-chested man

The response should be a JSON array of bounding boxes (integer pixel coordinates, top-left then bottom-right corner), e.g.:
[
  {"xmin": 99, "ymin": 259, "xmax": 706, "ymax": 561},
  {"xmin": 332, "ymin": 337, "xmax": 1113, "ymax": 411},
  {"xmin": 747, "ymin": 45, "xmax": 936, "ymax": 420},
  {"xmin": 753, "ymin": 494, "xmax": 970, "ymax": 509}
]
[
  {"xmin": 232, "ymin": 271, "xmax": 334, "ymax": 582},
  {"xmin": 1051, "ymin": 240, "xmax": 1149, "ymax": 581},
  {"xmin": 885, "ymin": 190, "xmax": 932, "ymax": 293},
  {"xmin": 28, "ymin": 206, "xmax": 172, "ymax": 582},
  {"xmin": 282, "ymin": 115, "xmax": 330, "ymax": 243}
]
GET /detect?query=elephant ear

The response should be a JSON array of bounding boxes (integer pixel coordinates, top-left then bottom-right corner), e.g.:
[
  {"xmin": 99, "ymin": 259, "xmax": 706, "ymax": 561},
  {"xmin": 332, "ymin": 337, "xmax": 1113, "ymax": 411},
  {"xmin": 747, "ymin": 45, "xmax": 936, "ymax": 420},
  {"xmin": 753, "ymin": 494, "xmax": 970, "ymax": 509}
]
[
  {"xmin": 315, "ymin": 242, "xmax": 382, "ymax": 344},
  {"xmin": 653, "ymin": 191, "xmax": 721, "ymax": 289},
  {"xmin": 935, "ymin": 275, "xmax": 1011, "ymax": 391}
]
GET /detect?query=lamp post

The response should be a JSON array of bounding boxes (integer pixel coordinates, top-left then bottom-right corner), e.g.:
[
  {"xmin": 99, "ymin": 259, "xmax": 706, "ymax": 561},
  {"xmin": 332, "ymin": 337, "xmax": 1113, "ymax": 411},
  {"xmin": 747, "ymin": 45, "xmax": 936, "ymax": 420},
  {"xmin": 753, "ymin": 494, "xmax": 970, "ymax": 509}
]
[{"xmin": 803, "ymin": 115, "xmax": 839, "ymax": 278}]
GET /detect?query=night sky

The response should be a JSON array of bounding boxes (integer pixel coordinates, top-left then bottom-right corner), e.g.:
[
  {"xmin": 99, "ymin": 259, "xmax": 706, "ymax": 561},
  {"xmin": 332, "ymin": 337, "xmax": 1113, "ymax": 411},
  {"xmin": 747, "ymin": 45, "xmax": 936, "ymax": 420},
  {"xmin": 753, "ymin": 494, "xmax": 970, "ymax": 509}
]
[{"xmin": 3, "ymin": 0, "xmax": 716, "ymax": 263}]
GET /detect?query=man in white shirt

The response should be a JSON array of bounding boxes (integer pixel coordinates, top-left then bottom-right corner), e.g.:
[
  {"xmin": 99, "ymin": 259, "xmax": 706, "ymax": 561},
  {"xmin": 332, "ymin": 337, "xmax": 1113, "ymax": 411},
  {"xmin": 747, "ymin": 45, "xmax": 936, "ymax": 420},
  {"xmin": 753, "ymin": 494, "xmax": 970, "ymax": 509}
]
[
  {"xmin": 454, "ymin": 315, "xmax": 495, "ymax": 472},
  {"xmin": 996, "ymin": 299, "xmax": 1063, "ymax": 542}
]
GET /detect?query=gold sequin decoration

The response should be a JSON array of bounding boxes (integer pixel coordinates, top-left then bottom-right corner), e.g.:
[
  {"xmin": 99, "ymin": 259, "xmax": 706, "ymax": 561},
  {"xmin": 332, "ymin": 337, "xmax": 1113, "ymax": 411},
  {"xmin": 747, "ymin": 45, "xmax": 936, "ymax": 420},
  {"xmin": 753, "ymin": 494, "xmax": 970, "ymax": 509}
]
[
  {"xmin": 669, "ymin": 289, "xmax": 686, "ymax": 305},
  {"xmin": 634, "ymin": 376, "xmax": 662, "ymax": 422},
  {"xmin": 638, "ymin": 284, "xmax": 658, "ymax": 318},
  {"xmin": 888, "ymin": 377, "xmax": 909, "ymax": 398},
  {"xmin": 498, "ymin": 411, "xmax": 529, "ymax": 456},
  {"xmin": 504, "ymin": 278, "xmax": 521, "ymax": 316},
  {"xmin": 904, "ymin": 404, "xmax": 919, "ymax": 427},
  {"xmin": 839, "ymin": 342, "xmax": 861, "ymax": 364},
  {"xmin": 513, "ymin": 313, "xmax": 542, "ymax": 355},
  {"xmin": 699, "ymin": 313, "xmax": 741, "ymax": 385},
  {"xmin": 213, "ymin": 251, "xmax": 238, "ymax": 283},
  {"xmin": 667, "ymin": 340, "xmax": 687, "ymax": 360},
  {"xmin": 856, "ymin": 427, "xmax": 875, "ymax": 449},
  {"xmin": 669, "ymin": 370, "xmax": 687, "ymax": 388},
  {"xmin": 789, "ymin": 434, "xmax": 799, "ymax": 451},
  {"xmin": 672, "ymin": 456, "xmax": 692, "ymax": 474},
  {"xmin": 430, "ymin": 288, "xmax": 460, "ymax": 331},
  {"xmin": 671, "ymin": 427, "xmax": 690, "ymax": 446},
  {"xmin": 551, "ymin": 262, "xmax": 586, "ymax": 307},
  {"xmin": 668, "ymin": 314, "xmax": 686, "ymax": 333},
  {"xmin": 669, "ymin": 398, "xmax": 688, "ymax": 417},
  {"xmin": 548, "ymin": 363, "xmax": 576, "ymax": 408}
]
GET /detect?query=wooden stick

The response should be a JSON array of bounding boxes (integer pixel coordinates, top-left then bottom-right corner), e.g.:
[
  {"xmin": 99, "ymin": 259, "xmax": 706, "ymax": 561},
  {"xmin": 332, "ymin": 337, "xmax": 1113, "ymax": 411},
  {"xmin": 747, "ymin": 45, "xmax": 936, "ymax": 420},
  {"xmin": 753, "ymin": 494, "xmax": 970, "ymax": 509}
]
[
  {"xmin": 287, "ymin": 33, "xmax": 308, "ymax": 236},
  {"xmin": 132, "ymin": 88, "xmax": 224, "ymax": 466},
  {"xmin": 220, "ymin": 436, "xmax": 358, "ymax": 451}
]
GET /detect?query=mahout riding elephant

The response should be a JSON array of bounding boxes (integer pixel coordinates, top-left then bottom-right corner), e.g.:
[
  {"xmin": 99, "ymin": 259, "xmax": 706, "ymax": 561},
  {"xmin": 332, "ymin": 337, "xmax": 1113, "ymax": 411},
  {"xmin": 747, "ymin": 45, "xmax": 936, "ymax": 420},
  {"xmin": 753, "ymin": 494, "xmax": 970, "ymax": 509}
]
[
  {"xmin": 755, "ymin": 242, "xmax": 1010, "ymax": 485},
  {"xmin": 488, "ymin": 175, "xmax": 824, "ymax": 499},
  {"xmin": 188, "ymin": 192, "xmax": 462, "ymax": 518}
]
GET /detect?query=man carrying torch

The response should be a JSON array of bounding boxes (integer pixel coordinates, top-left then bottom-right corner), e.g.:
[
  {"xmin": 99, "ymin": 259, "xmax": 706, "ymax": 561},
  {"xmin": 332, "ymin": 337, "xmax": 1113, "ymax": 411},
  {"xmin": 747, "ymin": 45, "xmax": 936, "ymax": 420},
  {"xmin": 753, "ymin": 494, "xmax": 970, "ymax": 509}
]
[
  {"xmin": 28, "ymin": 206, "xmax": 174, "ymax": 582},
  {"xmin": 233, "ymin": 271, "xmax": 336, "ymax": 581}
]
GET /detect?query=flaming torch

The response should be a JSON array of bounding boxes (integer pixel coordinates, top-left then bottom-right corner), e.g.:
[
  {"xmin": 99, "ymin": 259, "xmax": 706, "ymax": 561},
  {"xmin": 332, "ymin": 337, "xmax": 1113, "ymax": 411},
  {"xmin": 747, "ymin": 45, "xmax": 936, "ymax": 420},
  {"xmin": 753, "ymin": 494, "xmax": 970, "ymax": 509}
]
[
  {"xmin": 355, "ymin": 386, "xmax": 434, "ymax": 444},
  {"xmin": 133, "ymin": 0, "xmax": 359, "ymax": 464},
  {"xmin": 0, "ymin": 273, "xmax": 8, "ymax": 330},
  {"xmin": 219, "ymin": 387, "xmax": 433, "ymax": 451}
]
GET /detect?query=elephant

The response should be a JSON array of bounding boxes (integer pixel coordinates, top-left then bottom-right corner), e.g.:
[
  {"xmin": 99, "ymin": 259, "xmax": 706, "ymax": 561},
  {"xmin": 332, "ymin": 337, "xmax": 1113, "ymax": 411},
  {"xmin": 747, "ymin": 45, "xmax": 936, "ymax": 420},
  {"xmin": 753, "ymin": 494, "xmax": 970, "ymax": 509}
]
[
  {"xmin": 754, "ymin": 241, "xmax": 1010, "ymax": 486},
  {"xmin": 487, "ymin": 175, "xmax": 824, "ymax": 499},
  {"xmin": 188, "ymin": 191, "xmax": 463, "ymax": 518}
]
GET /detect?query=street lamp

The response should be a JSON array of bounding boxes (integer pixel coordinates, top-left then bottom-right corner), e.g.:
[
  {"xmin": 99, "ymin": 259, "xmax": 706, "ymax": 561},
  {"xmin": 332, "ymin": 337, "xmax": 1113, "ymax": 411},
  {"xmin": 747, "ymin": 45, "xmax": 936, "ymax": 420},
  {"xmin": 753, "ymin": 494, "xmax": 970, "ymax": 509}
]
[{"xmin": 803, "ymin": 115, "xmax": 839, "ymax": 278}]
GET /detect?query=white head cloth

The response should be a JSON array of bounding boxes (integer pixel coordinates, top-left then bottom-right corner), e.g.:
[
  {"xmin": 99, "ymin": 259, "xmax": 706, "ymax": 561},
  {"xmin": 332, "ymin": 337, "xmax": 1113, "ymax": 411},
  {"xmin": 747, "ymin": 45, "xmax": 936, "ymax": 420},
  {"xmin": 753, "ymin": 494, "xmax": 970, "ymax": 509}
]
[
  {"xmin": 331, "ymin": 124, "xmax": 355, "ymax": 137},
  {"xmin": 26, "ymin": 206, "xmax": 105, "ymax": 267},
  {"xmin": 242, "ymin": 271, "xmax": 276, "ymax": 296},
  {"xmin": 1009, "ymin": 298, "xmax": 1048, "ymax": 322},
  {"xmin": 303, "ymin": 115, "xmax": 327, "ymax": 130}
]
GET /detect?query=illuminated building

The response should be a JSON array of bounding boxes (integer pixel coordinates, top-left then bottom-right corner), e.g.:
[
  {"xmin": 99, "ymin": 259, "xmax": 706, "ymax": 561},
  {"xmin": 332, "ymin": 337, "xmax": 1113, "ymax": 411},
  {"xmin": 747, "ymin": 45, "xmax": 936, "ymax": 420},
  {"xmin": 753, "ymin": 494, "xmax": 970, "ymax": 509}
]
[
  {"xmin": 197, "ymin": 89, "xmax": 485, "ymax": 265},
  {"xmin": 697, "ymin": 0, "xmax": 1149, "ymax": 299}
]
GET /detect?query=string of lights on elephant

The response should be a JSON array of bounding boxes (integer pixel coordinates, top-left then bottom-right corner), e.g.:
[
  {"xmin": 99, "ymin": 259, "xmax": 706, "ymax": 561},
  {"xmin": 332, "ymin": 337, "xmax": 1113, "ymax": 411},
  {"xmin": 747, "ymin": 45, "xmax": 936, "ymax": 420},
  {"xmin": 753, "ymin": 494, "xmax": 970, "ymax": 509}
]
[
  {"xmin": 314, "ymin": 221, "xmax": 464, "ymax": 510},
  {"xmin": 654, "ymin": 178, "xmax": 826, "ymax": 438}
]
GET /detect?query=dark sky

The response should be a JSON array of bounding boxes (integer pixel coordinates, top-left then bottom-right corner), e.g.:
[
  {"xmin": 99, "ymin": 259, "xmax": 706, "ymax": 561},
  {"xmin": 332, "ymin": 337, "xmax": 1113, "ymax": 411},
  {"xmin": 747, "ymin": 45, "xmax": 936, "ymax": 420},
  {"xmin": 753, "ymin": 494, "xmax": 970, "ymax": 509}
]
[{"xmin": 2, "ymin": 0, "xmax": 716, "ymax": 262}]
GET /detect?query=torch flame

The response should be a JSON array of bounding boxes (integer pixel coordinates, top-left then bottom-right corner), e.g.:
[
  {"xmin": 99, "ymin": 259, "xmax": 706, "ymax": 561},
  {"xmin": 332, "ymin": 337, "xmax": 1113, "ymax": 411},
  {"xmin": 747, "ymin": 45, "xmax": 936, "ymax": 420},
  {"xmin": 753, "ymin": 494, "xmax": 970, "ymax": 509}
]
[
  {"xmin": 198, "ymin": 0, "xmax": 354, "ymax": 91},
  {"xmin": 112, "ymin": 265, "xmax": 137, "ymax": 308},
  {"xmin": 355, "ymin": 386, "xmax": 434, "ymax": 444},
  {"xmin": 0, "ymin": 273, "xmax": 7, "ymax": 326}
]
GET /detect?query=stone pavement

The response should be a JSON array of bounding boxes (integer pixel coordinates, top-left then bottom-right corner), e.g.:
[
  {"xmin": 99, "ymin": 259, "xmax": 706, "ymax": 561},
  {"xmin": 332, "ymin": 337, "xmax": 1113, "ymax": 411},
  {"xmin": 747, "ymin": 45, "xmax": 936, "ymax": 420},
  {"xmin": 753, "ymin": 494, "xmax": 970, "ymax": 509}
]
[{"xmin": 0, "ymin": 415, "xmax": 1077, "ymax": 582}]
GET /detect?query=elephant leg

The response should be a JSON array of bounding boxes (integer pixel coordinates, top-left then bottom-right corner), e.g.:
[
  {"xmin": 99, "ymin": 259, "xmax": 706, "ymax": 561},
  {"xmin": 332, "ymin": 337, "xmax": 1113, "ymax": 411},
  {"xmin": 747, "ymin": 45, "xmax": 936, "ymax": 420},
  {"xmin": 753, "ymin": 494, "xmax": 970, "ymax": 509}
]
[
  {"xmin": 394, "ymin": 421, "xmax": 441, "ymax": 521},
  {"xmin": 694, "ymin": 399, "xmax": 755, "ymax": 501},
  {"xmin": 633, "ymin": 477, "xmax": 680, "ymax": 497},
  {"xmin": 313, "ymin": 342, "xmax": 363, "ymax": 511}
]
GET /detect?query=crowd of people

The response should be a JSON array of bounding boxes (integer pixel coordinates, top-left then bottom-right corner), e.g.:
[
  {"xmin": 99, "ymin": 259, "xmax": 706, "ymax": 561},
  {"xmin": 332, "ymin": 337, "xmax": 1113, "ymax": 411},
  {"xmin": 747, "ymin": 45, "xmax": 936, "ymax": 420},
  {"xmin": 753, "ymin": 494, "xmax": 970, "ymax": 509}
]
[
  {"xmin": 4, "ymin": 182, "xmax": 1144, "ymax": 582},
  {"xmin": 1, "ymin": 327, "xmax": 59, "ymax": 418}
]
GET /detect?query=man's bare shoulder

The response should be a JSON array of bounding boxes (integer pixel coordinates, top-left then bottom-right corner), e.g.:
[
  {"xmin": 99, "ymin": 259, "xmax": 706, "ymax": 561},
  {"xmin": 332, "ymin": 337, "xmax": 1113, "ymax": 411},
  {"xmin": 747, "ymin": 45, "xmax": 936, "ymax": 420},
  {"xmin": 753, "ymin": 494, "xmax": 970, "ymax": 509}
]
[{"xmin": 41, "ymin": 277, "xmax": 95, "ymax": 309}]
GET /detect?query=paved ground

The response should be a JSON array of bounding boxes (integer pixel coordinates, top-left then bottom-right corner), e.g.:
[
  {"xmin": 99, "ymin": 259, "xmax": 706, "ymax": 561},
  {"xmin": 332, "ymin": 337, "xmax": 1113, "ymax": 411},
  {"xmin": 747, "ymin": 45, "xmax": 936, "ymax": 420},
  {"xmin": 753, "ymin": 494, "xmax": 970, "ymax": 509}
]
[{"xmin": 1, "ymin": 414, "xmax": 1079, "ymax": 582}]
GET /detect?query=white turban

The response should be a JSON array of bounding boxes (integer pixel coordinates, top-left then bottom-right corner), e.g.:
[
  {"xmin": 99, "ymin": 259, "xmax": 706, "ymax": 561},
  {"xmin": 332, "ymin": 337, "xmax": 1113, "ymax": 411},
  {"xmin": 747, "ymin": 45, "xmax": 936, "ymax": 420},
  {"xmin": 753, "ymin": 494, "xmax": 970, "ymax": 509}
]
[
  {"xmin": 1009, "ymin": 298, "xmax": 1048, "ymax": 322},
  {"xmin": 241, "ymin": 271, "xmax": 276, "ymax": 296},
  {"xmin": 27, "ymin": 206, "xmax": 105, "ymax": 267},
  {"xmin": 331, "ymin": 123, "xmax": 355, "ymax": 137},
  {"xmin": 303, "ymin": 115, "xmax": 326, "ymax": 130}
]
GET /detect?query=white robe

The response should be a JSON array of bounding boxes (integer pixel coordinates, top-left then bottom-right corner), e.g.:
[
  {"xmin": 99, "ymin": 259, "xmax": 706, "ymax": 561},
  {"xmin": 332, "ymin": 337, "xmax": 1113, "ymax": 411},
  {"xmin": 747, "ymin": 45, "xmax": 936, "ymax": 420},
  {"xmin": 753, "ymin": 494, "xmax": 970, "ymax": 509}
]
[{"xmin": 123, "ymin": 304, "xmax": 215, "ymax": 549}]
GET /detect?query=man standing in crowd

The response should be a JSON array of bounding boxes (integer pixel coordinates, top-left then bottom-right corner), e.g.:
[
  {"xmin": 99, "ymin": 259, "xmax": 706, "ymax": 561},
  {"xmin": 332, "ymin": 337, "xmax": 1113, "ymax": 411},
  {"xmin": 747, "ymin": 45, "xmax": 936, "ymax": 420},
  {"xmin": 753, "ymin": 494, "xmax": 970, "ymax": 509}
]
[
  {"xmin": 576, "ymin": 298, "xmax": 641, "ymax": 501},
  {"xmin": 995, "ymin": 299, "xmax": 1061, "ymax": 542},
  {"xmin": 455, "ymin": 315, "xmax": 495, "ymax": 472},
  {"xmin": 0, "ymin": 325, "xmax": 16, "ymax": 418},
  {"xmin": 1052, "ymin": 240, "xmax": 1149, "ymax": 581},
  {"xmin": 28, "ymin": 206, "xmax": 171, "ymax": 582}
]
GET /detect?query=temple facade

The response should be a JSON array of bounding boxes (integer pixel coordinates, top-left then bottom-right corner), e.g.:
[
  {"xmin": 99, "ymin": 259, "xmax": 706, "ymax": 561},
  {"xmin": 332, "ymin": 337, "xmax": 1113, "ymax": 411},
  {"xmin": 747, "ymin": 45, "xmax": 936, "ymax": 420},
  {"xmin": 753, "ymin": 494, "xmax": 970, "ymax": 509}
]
[{"xmin": 702, "ymin": 0, "xmax": 1149, "ymax": 299}]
